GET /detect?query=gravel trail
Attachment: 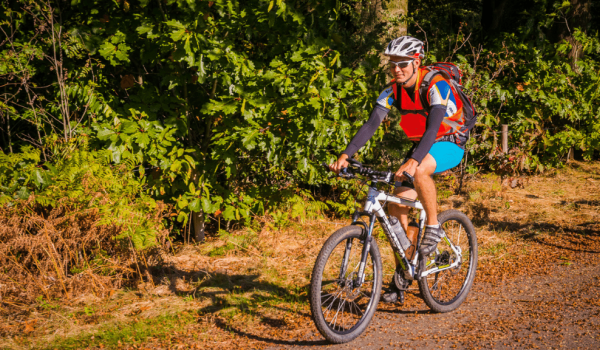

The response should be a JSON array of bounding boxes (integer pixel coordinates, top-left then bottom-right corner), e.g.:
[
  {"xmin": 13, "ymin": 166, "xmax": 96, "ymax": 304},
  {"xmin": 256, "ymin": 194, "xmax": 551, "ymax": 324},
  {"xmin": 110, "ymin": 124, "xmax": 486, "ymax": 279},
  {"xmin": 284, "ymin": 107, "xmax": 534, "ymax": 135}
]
[{"xmin": 270, "ymin": 263, "xmax": 600, "ymax": 349}]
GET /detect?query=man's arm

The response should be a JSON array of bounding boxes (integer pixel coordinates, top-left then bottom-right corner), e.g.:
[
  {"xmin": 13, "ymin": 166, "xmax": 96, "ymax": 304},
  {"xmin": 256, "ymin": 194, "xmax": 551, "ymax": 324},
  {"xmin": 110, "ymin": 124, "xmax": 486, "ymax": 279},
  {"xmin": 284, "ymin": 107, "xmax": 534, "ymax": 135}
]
[
  {"xmin": 330, "ymin": 84, "xmax": 394, "ymax": 174},
  {"xmin": 330, "ymin": 105, "xmax": 389, "ymax": 174},
  {"xmin": 342, "ymin": 105, "xmax": 389, "ymax": 157}
]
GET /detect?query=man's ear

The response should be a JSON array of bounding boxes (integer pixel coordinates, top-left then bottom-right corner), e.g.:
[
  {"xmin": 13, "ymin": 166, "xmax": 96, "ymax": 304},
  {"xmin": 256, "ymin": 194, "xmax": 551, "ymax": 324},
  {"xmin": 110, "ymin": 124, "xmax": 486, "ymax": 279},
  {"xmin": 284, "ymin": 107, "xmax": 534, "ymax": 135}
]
[{"xmin": 414, "ymin": 58, "xmax": 422, "ymax": 67}]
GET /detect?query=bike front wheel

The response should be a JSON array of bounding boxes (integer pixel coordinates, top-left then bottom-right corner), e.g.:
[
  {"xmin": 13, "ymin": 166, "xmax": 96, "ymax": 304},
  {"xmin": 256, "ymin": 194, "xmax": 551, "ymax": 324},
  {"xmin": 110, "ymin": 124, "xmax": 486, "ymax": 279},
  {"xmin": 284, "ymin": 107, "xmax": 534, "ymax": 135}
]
[
  {"xmin": 310, "ymin": 225, "xmax": 382, "ymax": 343},
  {"xmin": 418, "ymin": 209, "xmax": 478, "ymax": 313}
]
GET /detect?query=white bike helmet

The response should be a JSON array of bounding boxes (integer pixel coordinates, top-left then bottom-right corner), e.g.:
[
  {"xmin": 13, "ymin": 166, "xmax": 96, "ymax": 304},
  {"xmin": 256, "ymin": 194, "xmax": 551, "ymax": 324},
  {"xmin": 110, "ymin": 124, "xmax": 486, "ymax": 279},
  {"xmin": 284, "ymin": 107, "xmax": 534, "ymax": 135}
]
[{"xmin": 384, "ymin": 36, "xmax": 425, "ymax": 59}]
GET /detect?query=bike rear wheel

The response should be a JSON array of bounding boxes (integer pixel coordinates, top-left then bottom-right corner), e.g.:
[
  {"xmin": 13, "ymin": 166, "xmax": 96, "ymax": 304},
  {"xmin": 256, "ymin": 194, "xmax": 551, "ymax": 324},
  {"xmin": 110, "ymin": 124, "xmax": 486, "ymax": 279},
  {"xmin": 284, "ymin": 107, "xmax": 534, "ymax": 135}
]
[
  {"xmin": 418, "ymin": 209, "xmax": 478, "ymax": 313},
  {"xmin": 310, "ymin": 226, "xmax": 382, "ymax": 343}
]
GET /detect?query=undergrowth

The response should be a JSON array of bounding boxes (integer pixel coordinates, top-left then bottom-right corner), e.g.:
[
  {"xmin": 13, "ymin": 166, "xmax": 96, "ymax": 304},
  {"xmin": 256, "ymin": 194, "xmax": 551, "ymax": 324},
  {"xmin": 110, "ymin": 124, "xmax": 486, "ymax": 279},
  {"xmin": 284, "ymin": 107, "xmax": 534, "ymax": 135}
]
[{"xmin": 0, "ymin": 142, "xmax": 170, "ymax": 307}]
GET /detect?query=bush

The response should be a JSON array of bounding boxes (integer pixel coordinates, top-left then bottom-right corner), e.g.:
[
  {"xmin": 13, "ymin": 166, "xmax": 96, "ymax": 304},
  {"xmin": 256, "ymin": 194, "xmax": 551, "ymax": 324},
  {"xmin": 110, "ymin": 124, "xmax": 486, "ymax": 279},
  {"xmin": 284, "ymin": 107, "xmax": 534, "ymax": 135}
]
[{"xmin": 0, "ymin": 140, "xmax": 169, "ymax": 304}]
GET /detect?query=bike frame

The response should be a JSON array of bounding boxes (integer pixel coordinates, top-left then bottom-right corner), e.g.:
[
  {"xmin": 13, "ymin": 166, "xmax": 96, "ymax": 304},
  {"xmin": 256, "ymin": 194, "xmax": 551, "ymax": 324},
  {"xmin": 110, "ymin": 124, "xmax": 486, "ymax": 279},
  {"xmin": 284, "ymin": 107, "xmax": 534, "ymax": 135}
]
[{"xmin": 349, "ymin": 182, "xmax": 463, "ymax": 284}]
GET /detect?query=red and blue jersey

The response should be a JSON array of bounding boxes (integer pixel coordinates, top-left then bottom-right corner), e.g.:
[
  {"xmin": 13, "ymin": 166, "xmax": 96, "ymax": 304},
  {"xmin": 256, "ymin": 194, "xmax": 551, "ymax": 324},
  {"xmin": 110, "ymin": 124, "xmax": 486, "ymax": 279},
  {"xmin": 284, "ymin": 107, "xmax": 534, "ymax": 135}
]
[{"xmin": 376, "ymin": 68, "xmax": 465, "ymax": 143}]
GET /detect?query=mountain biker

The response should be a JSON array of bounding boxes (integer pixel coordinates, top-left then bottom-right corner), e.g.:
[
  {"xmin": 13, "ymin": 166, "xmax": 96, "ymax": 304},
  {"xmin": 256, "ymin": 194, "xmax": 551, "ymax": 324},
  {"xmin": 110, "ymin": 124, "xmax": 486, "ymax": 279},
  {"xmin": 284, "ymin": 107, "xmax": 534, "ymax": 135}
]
[{"xmin": 329, "ymin": 36, "xmax": 468, "ymax": 303}]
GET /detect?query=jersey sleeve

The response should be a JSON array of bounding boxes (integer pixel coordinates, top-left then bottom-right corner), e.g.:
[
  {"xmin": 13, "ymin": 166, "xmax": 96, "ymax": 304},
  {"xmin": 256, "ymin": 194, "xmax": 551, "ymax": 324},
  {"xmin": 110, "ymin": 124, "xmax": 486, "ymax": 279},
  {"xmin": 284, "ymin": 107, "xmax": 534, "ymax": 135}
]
[
  {"xmin": 427, "ymin": 80, "xmax": 458, "ymax": 116},
  {"xmin": 376, "ymin": 85, "xmax": 395, "ymax": 111}
]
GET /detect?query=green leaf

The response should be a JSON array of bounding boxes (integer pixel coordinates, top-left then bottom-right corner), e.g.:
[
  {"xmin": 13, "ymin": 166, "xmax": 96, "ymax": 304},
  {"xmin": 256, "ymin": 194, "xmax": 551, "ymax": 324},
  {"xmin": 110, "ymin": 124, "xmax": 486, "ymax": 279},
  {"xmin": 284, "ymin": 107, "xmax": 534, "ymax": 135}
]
[
  {"xmin": 178, "ymin": 197, "xmax": 189, "ymax": 209},
  {"xmin": 201, "ymin": 197, "xmax": 216, "ymax": 214},
  {"xmin": 184, "ymin": 155, "xmax": 196, "ymax": 168},
  {"xmin": 171, "ymin": 29, "xmax": 186, "ymax": 42},
  {"xmin": 189, "ymin": 198, "xmax": 201, "ymax": 212},
  {"xmin": 121, "ymin": 121, "xmax": 138, "ymax": 134},
  {"xmin": 136, "ymin": 133, "xmax": 150, "ymax": 148},
  {"xmin": 33, "ymin": 170, "xmax": 45, "ymax": 188},
  {"xmin": 165, "ymin": 20, "xmax": 186, "ymax": 29},
  {"xmin": 177, "ymin": 211, "xmax": 188, "ymax": 223},
  {"xmin": 242, "ymin": 130, "xmax": 259, "ymax": 150},
  {"xmin": 222, "ymin": 205, "xmax": 236, "ymax": 220},
  {"xmin": 136, "ymin": 23, "xmax": 154, "ymax": 35}
]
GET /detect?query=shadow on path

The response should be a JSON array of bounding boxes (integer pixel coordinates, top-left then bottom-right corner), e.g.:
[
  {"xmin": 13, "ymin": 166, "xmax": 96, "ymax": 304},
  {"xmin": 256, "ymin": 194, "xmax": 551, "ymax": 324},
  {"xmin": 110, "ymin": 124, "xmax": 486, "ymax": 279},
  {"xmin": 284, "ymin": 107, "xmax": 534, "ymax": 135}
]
[{"xmin": 215, "ymin": 318, "xmax": 328, "ymax": 346}]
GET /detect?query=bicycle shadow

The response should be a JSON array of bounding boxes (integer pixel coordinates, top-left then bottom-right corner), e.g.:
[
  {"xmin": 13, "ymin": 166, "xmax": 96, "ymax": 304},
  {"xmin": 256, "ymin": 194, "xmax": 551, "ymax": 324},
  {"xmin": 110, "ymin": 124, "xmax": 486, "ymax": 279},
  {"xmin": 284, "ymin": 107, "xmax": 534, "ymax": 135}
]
[
  {"xmin": 377, "ymin": 307, "xmax": 433, "ymax": 315},
  {"xmin": 214, "ymin": 317, "xmax": 329, "ymax": 346},
  {"xmin": 375, "ymin": 291, "xmax": 434, "ymax": 316},
  {"xmin": 148, "ymin": 265, "xmax": 328, "ymax": 345}
]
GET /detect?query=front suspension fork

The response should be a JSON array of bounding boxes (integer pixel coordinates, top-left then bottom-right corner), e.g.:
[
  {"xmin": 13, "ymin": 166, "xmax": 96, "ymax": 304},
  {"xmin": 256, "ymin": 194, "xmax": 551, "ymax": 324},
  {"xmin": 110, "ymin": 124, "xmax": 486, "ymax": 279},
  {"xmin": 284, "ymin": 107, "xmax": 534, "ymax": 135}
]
[{"xmin": 342, "ymin": 211, "xmax": 377, "ymax": 287}]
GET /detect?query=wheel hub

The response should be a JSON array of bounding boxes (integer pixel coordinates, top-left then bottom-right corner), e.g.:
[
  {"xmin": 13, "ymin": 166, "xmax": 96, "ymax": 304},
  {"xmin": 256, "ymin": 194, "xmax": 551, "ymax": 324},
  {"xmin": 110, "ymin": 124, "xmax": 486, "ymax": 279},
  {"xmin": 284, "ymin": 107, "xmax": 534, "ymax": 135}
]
[{"xmin": 341, "ymin": 272, "xmax": 361, "ymax": 300}]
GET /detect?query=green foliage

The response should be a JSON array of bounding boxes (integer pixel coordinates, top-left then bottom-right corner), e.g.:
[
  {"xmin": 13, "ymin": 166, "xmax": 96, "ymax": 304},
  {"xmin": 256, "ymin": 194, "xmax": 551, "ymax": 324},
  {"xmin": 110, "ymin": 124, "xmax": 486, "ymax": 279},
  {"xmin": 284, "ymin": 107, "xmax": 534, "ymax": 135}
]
[
  {"xmin": 3, "ymin": 0, "xmax": 600, "ymax": 237},
  {"xmin": 0, "ymin": 139, "xmax": 166, "ymax": 250},
  {"xmin": 1, "ymin": 0, "xmax": 384, "ymax": 234},
  {"xmin": 209, "ymin": 229, "xmax": 259, "ymax": 257}
]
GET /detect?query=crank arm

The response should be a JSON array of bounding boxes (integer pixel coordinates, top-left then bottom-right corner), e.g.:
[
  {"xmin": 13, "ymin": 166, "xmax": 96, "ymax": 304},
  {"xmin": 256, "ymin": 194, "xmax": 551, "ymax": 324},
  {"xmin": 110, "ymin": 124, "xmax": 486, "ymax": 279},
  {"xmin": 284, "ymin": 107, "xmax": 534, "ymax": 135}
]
[{"xmin": 419, "ymin": 257, "xmax": 461, "ymax": 278}]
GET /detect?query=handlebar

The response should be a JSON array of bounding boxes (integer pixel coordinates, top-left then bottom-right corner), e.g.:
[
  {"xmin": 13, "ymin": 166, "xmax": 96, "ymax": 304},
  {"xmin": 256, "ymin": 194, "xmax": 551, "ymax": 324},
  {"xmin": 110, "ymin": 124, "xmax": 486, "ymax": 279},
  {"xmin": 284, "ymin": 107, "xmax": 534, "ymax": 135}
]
[{"xmin": 321, "ymin": 161, "xmax": 414, "ymax": 185}]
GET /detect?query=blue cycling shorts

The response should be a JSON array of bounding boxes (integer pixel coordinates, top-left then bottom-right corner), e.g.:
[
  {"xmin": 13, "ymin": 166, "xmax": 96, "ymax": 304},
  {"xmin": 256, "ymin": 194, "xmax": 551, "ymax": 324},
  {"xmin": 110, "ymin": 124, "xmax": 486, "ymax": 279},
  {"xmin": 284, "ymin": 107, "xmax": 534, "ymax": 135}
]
[
  {"xmin": 430, "ymin": 141, "xmax": 464, "ymax": 174},
  {"xmin": 395, "ymin": 141, "xmax": 464, "ymax": 188}
]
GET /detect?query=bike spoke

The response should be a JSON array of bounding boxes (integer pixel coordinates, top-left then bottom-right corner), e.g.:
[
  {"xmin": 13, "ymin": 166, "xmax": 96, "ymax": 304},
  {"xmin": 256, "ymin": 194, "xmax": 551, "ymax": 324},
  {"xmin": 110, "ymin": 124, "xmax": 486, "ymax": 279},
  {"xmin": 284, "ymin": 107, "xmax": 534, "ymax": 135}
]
[
  {"xmin": 322, "ymin": 288, "xmax": 344, "ymax": 319},
  {"xmin": 330, "ymin": 296, "xmax": 347, "ymax": 330},
  {"xmin": 351, "ymin": 300, "xmax": 364, "ymax": 316},
  {"xmin": 320, "ymin": 291, "xmax": 338, "ymax": 307}
]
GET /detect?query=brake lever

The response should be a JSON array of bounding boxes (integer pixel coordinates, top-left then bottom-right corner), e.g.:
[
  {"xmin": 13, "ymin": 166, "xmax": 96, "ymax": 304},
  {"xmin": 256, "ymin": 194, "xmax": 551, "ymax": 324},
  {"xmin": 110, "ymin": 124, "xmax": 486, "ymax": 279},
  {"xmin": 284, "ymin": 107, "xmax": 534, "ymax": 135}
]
[
  {"xmin": 346, "ymin": 157, "xmax": 363, "ymax": 168},
  {"xmin": 402, "ymin": 171, "xmax": 415, "ymax": 185}
]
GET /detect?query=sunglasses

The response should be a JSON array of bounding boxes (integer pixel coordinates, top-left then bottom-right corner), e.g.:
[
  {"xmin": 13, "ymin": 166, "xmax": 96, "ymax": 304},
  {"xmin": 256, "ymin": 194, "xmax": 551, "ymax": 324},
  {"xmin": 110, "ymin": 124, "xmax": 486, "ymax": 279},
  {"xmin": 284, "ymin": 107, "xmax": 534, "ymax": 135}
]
[{"xmin": 388, "ymin": 59, "xmax": 415, "ymax": 69}]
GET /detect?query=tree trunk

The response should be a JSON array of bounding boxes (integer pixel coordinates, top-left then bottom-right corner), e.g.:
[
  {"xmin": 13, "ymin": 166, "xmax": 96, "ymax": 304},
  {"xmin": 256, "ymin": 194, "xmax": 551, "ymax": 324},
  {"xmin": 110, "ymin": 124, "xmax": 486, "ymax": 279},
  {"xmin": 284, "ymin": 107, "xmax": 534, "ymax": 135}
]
[
  {"xmin": 549, "ymin": 0, "xmax": 592, "ymax": 64},
  {"xmin": 565, "ymin": 0, "xmax": 592, "ymax": 63},
  {"xmin": 385, "ymin": 0, "xmax": 408, "ymax": 37},
  {"xmin": 192, "ymin": 210, "xmax": 205, "ymax": 243},
  {"xmin": 355, "ymin": 0, "xmax": 407, "ymax": 38}
]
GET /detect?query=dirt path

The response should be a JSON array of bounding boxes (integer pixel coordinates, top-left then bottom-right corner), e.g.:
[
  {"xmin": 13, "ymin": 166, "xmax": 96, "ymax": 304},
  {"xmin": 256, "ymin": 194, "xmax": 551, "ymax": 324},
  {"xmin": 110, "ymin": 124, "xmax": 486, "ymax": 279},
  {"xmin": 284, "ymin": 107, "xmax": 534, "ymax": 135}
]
[{"xmin": 269, "ymin": 262, "xmax": 600, "ymax": 349}]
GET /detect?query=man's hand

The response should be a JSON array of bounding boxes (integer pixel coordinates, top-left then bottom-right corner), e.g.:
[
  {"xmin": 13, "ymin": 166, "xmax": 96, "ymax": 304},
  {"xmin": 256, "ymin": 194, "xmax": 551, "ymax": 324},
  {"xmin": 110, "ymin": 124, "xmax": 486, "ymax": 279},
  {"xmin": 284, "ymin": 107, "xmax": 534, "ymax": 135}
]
[
  {"xmin": 329, "ymin": 154, "xmax": 349, "ymax": 174},
  {"xmin": 395, "ymin": 158, "xmax": 418, "ymax": 182}
]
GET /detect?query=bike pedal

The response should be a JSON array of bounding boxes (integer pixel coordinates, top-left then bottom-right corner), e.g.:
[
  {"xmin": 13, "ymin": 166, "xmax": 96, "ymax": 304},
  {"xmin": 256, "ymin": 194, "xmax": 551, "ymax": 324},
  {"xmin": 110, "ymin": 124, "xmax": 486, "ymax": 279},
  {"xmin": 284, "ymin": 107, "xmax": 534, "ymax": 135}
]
[{"xmin": 398, "ymin": 291, "xmax": 405, "ymax": 304}]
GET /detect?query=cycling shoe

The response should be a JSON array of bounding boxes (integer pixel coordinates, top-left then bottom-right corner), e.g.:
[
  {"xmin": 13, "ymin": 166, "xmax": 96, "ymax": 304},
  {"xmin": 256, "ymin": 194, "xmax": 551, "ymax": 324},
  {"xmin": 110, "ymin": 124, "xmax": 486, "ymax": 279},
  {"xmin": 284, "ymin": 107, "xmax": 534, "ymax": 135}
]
[
  {"xmin": 382, "ymin": 286, "xmax": 405, "ymax": 304},
  {"xmin": 419, "ymin": 225, "xmax": 444, "ymax": 256}
]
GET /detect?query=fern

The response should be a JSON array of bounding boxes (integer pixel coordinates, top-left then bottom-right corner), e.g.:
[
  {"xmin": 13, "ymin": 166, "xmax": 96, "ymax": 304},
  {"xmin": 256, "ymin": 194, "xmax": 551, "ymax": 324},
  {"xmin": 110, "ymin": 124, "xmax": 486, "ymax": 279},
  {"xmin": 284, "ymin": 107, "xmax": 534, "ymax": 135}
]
[{"xmin": 0, "ymin": 141, "xmax": 166, "ymax": 251}]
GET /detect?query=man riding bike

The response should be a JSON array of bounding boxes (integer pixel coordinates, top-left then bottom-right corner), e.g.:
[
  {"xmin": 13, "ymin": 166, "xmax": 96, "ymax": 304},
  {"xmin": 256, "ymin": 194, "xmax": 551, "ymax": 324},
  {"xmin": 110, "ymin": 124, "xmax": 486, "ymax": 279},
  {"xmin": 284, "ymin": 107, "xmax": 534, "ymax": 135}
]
[{"xmin": 329, "ymin": 36, "xmax": 469, "ymax": 303}]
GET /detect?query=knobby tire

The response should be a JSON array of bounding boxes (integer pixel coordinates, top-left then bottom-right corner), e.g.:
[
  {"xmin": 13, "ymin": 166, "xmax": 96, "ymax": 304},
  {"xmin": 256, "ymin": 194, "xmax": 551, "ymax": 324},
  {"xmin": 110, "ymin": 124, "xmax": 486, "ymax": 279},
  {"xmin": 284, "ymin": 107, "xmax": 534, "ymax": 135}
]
[{"xmin": 310, "ymin": 226, "xmax": 383, "ymax": 343}]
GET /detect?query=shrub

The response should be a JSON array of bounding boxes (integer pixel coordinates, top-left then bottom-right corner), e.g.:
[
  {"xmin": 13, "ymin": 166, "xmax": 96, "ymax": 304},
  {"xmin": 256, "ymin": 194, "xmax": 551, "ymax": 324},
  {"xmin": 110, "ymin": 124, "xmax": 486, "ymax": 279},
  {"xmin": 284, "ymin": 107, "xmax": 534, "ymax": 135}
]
[{"xmin": 0, "ymin": 140, "xmax": 169, "ymax": 304}]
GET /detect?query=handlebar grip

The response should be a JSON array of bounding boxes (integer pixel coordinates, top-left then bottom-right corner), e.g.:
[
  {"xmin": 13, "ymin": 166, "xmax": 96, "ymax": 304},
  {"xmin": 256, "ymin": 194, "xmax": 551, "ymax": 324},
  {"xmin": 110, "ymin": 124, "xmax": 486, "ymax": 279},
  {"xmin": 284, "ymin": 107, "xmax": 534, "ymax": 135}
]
[{"xmin": 403, "ymin": 171, "xmax": 414, "ymax": 184}]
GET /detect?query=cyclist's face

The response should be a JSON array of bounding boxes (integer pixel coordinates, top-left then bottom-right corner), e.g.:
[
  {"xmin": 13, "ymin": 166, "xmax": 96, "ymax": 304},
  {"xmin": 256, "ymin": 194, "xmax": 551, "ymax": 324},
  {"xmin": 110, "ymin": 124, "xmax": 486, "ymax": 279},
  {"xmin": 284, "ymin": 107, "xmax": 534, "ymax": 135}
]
[{"xmin": 388, "ymin": 56, "xmax": 420, "ymax": 83}]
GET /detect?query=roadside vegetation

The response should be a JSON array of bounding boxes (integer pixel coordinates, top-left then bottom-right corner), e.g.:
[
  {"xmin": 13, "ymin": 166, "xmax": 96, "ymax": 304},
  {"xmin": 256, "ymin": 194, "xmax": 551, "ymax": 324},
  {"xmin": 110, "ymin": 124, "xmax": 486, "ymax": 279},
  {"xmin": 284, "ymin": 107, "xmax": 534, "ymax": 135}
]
[
  {"xmin": 1, "ymin": 0, "xmax": 600, "ymax": 348},
  {"xmin": 1, "ymin": 161, "xmax": 598, "ymax": 349}
]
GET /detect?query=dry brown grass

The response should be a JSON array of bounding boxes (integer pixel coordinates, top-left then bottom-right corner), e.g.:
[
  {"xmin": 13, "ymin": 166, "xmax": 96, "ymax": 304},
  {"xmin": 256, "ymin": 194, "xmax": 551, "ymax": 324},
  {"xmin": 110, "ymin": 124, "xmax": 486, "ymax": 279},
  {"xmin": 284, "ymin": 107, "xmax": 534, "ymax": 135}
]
[{"xmin": 0, "ymin": 195, "xmax": 170, "ymax": 317}]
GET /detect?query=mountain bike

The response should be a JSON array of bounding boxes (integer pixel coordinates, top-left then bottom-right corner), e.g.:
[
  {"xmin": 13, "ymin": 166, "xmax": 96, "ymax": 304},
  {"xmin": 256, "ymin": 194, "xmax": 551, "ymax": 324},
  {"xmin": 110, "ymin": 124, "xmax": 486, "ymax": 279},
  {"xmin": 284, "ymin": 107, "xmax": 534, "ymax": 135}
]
[{"xmin": 309, "ymin": 159, "xmax": 478, "ymax": 343}]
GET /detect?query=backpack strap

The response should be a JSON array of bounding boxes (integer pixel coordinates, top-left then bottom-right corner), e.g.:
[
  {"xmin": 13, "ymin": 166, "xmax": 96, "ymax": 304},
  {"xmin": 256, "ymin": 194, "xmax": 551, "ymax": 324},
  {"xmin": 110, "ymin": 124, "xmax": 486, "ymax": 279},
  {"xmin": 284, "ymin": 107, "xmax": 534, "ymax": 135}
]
[
  {"xmin": 387, "ymin": 79, "xmax": 398, "ymax": 101},
  {"xmin": 418, "ymin": 69, "xmax": 440, "ymax": 110}
]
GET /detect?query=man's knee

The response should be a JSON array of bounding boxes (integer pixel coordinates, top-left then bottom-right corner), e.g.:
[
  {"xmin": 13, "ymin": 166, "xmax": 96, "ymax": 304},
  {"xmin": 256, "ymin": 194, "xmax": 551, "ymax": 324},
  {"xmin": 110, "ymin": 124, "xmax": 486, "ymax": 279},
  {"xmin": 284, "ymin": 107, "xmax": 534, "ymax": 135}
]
[{"xmin": 414, "ymin": 165, "xmax": 431, "ymax": 183}]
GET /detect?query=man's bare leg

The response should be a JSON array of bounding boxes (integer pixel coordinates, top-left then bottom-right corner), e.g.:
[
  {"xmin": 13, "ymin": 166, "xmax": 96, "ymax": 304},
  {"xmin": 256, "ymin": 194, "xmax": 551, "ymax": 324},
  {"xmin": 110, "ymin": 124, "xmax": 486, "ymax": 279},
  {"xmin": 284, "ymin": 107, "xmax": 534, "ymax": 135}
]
[
  {"xmin": 387, "ymin": 153, "xmax": 437, "ymax": 266},
  {"xmin": 390, "ymin": 154, "xmax": 438, "ymax": 226},
  {"xmin": 413, "ymin": 154, "xmax": 438, "ymax": 226},
  {"xmin": 389, "ymin": 187, "xmax": 416, "ymax": 232}
]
